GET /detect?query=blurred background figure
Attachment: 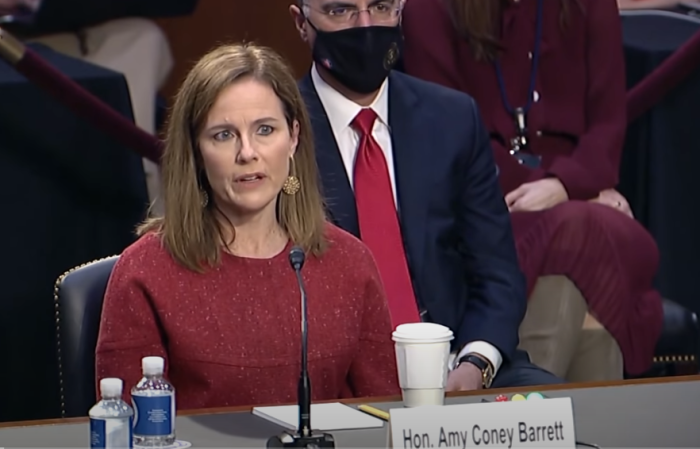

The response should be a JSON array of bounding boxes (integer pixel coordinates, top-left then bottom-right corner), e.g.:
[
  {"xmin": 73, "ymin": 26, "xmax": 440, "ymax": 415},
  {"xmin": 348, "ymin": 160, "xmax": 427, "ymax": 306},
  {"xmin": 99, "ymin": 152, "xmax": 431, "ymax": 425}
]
[
  {"xmin": 0, "ymin": 0, "xmax": 197, "ymax": 423},
  {"xmin": 401, "ymin": 0, "xmax": 664, "ymax": 382},
  {"xmin": 0, "ymin": 0, "xmax": 199, "ymax": 214}
]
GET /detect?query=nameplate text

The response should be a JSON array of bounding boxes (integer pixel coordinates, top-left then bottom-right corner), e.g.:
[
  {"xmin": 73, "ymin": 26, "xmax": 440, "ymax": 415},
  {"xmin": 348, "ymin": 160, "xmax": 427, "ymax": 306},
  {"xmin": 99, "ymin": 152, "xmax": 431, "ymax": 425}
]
[{"xmin": 389, "ymin": 397, "xmax": 575, "ymax": 448}]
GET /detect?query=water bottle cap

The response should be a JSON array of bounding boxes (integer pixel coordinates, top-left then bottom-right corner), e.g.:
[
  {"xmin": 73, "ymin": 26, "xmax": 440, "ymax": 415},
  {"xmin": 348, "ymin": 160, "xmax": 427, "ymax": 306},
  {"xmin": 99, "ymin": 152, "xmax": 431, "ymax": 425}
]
[
  {"xmin": 100, "ymin": 378, "xmax": 123, "ymax": 397},
  {"xmin": 142, "ymin": 356, "xmax": 164, "ymax": 375}
]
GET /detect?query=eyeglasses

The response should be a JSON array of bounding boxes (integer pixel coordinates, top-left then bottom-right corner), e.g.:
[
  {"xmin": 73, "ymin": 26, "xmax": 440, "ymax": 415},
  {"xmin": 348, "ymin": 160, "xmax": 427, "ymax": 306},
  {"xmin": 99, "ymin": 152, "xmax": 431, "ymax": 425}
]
[{"xmin": 303, "ymin": 1, "xmax": 402, "ymax": 25}]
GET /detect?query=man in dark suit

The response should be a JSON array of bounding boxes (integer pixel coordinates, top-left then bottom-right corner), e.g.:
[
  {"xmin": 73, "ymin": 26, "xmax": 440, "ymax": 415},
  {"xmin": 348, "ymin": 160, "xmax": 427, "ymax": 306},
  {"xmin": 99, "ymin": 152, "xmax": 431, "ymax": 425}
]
[{"xmin": 290, "ymin": 0, "xmax": 562, "ymax": 389}]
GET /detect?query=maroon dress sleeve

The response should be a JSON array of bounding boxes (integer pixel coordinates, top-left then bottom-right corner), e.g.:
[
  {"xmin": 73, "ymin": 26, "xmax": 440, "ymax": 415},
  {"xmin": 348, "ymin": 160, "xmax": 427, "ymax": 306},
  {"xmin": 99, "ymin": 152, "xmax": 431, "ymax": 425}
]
[
  {"xmin": 346, "ymin": 250, "xmax": 400, "ymax": 398},
  {"xmin": 95, "ymin": 255, "xmax": 168, "ymax": 404},
  {"xmin": 536, "ymin": 0, "xmax": 627, "ymax": 200}
]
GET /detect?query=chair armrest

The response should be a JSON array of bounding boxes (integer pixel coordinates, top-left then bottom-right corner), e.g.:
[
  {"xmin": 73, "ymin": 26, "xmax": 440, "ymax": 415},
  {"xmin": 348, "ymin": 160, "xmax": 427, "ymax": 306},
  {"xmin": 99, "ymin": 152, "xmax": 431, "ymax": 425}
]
[{"xmin": 654, "ymin": 298, "xmax": 698, "ymax": 363}]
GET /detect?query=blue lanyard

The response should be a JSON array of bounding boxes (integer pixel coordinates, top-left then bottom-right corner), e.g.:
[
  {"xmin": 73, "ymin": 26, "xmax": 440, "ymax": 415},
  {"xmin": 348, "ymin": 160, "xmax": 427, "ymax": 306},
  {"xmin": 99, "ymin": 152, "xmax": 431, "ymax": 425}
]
[{"xmin": 493, "ymin": 0, "xmax": 544, "ymax": 116}]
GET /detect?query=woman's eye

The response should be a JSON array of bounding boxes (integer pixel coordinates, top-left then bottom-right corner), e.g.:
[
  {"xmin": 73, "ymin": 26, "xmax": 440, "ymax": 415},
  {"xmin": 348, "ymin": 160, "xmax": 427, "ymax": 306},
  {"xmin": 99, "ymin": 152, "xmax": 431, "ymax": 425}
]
[
  {"xmin": 258, "ymin": 125, "xmax": 274, "ymax": 136},
  {"xmin": 213, "ymin": 130, "xmax": 233, "ymax": 141}
]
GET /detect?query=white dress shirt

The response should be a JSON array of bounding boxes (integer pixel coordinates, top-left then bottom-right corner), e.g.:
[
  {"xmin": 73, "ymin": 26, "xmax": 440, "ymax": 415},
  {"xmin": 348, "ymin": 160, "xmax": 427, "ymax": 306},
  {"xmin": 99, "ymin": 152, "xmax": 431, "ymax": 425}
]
[{"xmin": 311, "ymin": 65, "xmax": 503, "ymax": 378}]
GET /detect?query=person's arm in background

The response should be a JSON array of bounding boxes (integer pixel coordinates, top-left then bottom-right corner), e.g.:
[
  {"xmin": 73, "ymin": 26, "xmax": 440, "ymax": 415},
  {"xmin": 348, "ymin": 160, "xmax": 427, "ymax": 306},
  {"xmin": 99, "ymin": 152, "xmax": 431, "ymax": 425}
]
[
  {"xmin": 95, "ymin": 253, "xmax": 168, "ymax": 404},
  {"xmin": 403, "ymin": 0, "xmax": 526, "ymax": 382},
  {"xmin": 6, "ymin": 0, "xmax": 199, "ymax": 36},
  {"xmin": 347, "ymin": 247, "xmax": 400, "ymax": 397},
  {"xmin": 0, "ymin": 0, "xmax": 38, "ymax": 19},
  {"xmin": 401, "ymin": 0, "xmax": 534, "ymax": 198},
  {"xmin": 450, "ymin": 98, "xmax": 528, "ymax": 382},
  {"xmin": 617, "ymin": 0, "xmax": 680, "ymax": 10},
  {"xmin": 525, "ymin": 0, "xmax": 627, "ymax": 200}
]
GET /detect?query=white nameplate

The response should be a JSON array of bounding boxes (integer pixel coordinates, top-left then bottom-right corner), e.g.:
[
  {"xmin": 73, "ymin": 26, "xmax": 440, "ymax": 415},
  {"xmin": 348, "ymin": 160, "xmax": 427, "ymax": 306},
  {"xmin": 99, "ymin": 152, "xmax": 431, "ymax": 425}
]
[{"xmin": 389, "ymin": 397, "xmax": 576, "ymax": 448}]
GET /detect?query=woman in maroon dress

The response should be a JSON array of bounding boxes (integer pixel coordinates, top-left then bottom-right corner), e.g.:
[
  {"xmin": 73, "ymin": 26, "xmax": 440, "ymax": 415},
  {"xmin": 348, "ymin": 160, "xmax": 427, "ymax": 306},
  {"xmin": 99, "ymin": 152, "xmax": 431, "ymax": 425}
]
[
  {"xmin": 401, "ymin": 0, "xmax": 662, "ymax": 377},
  {"xmin": 96, "ymin": 43, "xmax": 399, "ymax": 408}
]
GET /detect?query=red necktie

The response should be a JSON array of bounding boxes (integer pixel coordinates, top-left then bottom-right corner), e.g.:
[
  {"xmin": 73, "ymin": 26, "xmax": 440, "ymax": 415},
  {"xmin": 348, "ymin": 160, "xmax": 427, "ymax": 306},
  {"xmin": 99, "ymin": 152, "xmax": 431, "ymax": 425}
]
[{"xmin": 351, "ymin": 108, "xmax": 421, "ymax": 327}]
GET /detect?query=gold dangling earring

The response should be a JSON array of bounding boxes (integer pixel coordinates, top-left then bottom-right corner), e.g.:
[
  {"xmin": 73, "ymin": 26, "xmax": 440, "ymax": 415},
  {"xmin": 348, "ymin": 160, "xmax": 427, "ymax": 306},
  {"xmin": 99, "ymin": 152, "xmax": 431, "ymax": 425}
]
[
  {"xmin": 200, "ymin": 189, "xmax": 209, "ymax": 208},
  {"xmin": 282, "ymin": 156, "xmax": 300, "ymax": 195},
  {"xmin": 282, "ymin": 176, "xmax": 300, "ymax": 195}
]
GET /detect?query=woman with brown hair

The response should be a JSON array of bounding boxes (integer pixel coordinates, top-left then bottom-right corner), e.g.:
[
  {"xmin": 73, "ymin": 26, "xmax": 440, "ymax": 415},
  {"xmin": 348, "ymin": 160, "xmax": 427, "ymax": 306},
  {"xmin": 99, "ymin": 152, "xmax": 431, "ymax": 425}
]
[
  {"xmin": 401, "ymin": 0, "xmax": 663, "ymax": 380},
  {"xmin": 95, "ymin": 43, "xmax": 399, "ymax": 408}
]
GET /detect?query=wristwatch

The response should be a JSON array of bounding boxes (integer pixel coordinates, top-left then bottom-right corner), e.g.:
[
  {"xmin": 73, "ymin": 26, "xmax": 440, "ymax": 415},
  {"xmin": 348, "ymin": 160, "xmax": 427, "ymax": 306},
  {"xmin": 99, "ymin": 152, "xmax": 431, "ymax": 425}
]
[{"xmin": 455, "ymin": 353, "xmax": 495, "ymax": 389}]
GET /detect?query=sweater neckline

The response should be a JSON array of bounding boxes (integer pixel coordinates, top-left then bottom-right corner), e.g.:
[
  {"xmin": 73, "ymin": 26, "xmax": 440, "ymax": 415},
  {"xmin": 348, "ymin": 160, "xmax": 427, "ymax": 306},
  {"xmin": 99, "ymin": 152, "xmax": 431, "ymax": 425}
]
[{"xmin": 221, "ymin": 239, "xmax": 293, "ymax": 264}]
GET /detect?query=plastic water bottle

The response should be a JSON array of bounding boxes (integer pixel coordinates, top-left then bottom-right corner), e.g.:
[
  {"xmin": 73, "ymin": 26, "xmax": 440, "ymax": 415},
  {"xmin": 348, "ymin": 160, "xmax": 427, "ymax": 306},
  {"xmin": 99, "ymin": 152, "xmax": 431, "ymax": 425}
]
[
  {"xmin": 131, "ymin": 356, "xmax": 176, "ymax": 447},
  {"xmin": 89, "ymin": 378, "xmax": 134, "ymax": 448}
]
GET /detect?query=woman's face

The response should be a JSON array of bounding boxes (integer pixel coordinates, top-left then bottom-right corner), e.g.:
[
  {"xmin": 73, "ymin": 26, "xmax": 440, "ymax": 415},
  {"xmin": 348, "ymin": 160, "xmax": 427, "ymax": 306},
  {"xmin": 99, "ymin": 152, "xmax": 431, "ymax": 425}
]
[{"xmin": 198, "ymin": 77, "xmax": 299, "ymax": 220}]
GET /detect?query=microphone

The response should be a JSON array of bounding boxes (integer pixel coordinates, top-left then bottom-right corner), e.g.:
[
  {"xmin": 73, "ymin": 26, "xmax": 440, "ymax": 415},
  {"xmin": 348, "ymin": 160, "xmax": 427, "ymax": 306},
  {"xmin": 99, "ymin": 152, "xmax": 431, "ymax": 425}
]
[
  {"xmin": 266, "ymin": 246, "xmax": 335, "ymax": 448},
  {"xmin": 290, "ymin": 246, "xmax": 311, "ymax": 437}
]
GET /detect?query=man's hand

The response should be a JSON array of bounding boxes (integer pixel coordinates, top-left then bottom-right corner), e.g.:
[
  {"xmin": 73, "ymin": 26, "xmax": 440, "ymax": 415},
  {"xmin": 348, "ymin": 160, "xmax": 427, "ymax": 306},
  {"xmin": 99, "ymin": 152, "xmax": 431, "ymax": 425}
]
[
  {"xmin": 590, "ymin": 188, "xmax": 633, "ymax": 218},
  {"xmin": 505, "ymin": 178, "xmax": 569, "ymax": 212},
  {"xmin": 446, "ymin": 362, "xmax": 483, "ymax": 392}
]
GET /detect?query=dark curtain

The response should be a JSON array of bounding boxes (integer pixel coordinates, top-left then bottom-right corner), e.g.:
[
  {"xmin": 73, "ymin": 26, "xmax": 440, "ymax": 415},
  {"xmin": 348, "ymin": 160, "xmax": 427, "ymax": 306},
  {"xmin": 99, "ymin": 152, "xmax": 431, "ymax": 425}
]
[{"xmin": 619, "ymin": 14, "xmax": 700, "ymax": 315}]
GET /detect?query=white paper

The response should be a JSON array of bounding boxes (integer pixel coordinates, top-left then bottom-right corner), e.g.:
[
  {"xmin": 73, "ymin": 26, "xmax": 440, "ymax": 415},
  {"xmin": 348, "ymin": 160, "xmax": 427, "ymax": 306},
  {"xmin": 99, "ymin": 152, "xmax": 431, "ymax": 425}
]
[{"xmin": 252, "ymin": 402, "xmax": 385, "ymax": 431}]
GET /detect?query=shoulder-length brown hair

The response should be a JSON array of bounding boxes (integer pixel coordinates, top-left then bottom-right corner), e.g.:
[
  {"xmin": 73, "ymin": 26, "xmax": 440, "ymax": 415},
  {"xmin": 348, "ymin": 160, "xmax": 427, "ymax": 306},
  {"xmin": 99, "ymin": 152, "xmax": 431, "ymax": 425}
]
[
  {"xmin": 139, "ymin": 43, "xmax": 327, "ymax": 272},
  {"xmin": 445, "ymin": 0, "xmax": 582, "ymax": 61}
]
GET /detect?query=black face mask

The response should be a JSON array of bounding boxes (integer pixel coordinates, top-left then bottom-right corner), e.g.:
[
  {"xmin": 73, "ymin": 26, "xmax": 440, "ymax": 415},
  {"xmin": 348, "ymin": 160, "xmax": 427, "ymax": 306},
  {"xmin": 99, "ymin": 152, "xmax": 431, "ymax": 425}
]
[{"xmin": 309, "ymin": 22, "xmax": 403, "ymax": 94}]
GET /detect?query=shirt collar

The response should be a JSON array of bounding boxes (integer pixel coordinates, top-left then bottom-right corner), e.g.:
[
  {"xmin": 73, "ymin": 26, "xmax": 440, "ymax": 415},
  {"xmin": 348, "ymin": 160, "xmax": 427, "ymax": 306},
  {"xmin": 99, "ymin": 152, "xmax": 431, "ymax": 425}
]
[{"xmin": 310, "ymin": 63, "xmax": 389, "ymax": 131}]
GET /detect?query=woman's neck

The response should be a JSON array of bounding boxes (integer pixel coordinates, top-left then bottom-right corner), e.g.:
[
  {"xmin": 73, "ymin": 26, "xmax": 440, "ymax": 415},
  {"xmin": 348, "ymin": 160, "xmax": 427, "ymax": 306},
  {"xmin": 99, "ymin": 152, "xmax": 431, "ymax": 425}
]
[{"xmin": 218, "ymin": 209, "xmax": 288, "ymax": 259}]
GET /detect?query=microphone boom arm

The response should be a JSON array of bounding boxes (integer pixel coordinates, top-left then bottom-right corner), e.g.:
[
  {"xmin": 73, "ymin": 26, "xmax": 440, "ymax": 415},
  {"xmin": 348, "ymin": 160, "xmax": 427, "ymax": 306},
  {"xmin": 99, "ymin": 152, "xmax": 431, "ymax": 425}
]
[
  {"xmin": 267, "ymin": 247, "xmax": 335, "ymax": 448},
  {"xmin": 295, "ymin": 268, "xmax": 311, "ymax": 437}
]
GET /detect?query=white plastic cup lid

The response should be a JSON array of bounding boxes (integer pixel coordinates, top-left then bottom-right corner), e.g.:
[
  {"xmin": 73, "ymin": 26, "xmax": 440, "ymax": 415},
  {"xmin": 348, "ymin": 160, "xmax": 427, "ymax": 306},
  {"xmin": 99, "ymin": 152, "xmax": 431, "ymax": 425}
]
[
  {"xmin": 392, "ymin": 322, "xmax": 454, "ymax": 343},
  {"xmin": 100, "ymin": 378, "xmax": 123, "ymax": 397},
  {"xmin": 142, "ymin": 356, "xmax": 165, "ymax": 375}
]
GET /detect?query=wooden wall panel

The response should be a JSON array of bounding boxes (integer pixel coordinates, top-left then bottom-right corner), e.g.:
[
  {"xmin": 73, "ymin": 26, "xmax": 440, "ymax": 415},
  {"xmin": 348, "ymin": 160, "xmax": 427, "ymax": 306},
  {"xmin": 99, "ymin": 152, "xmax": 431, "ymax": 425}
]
[{"xmin": 156, "ymin": 0, "xmax": 312, "ymax": 101}]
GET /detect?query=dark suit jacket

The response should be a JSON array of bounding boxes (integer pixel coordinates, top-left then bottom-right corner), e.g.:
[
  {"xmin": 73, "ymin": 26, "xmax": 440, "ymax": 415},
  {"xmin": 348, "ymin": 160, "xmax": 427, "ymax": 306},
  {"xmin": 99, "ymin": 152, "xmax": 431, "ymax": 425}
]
[
  {"xmin": 7, "ymin": 0, "xmax": 198, "ymax": 36},
  {"xmin": 300, "ymin": 71, "xmax": 527, "ymax": 361}
]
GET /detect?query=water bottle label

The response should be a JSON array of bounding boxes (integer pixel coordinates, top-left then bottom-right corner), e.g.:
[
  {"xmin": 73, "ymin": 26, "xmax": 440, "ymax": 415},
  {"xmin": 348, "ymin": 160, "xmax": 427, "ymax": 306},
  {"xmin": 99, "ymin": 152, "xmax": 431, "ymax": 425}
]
[
  {"xmin": 90, "ymin": 417, "xmax": 133, "ymax": 448},
  {"xmin": 132, "ymin": 395, "xmax": 174, "ymax": 436}
]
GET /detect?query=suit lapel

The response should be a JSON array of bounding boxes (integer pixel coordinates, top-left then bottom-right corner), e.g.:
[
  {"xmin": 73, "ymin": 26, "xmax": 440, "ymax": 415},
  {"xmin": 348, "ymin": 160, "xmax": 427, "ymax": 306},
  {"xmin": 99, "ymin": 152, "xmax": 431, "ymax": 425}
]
[
  {"xmin": 299, "ymin": 75, "xmax": 360, "ymax": 236},
  {"xmin": 388, "ymin": 73, "xmax": 429, "ymax": 280}
]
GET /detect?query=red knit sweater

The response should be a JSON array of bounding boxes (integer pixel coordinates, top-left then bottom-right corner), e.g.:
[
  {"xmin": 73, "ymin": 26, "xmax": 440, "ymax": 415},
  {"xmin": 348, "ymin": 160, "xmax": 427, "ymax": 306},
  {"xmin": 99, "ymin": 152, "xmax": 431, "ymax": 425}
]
[{"xmin": 95, "ymin": 224, "xmax": 399, "ymax": 410}]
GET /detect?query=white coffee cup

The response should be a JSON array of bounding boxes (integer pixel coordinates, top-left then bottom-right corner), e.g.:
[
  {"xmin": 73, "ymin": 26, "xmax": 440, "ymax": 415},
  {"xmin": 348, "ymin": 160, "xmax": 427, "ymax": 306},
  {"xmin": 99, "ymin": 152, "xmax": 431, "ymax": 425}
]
[{"xmin": 392, "ymin": 322, "xmax": 454, "ymax": 407}]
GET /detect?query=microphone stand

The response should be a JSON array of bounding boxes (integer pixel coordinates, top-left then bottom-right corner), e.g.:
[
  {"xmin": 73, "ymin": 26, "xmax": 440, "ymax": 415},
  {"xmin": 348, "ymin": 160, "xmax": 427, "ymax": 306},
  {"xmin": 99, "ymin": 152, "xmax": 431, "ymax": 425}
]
[{"xmin": 267, "ymin": 247, "xmax": 335, "ymax": 448}]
